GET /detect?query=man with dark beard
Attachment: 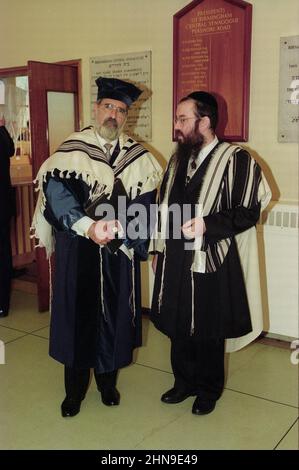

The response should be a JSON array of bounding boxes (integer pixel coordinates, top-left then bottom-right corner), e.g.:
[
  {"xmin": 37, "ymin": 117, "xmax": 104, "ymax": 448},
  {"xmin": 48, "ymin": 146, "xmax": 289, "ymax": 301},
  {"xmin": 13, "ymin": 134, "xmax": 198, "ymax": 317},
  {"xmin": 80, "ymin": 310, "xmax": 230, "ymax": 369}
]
[
  {"xmin": 32, "ymin": 77, "xmax": 162, "ymax": 417},
  {"xmin": 151, "ymin": 91, "xmax": 271, "ymax": 415}
]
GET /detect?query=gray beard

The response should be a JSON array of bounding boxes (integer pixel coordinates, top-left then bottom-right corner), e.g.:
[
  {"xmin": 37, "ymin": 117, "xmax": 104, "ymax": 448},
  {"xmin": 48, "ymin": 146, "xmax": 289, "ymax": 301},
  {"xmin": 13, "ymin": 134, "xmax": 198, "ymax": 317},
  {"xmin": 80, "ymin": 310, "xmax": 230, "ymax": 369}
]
[{"xmin": 96, "ymin": 124, "xmax": 121, "ymax": 142}]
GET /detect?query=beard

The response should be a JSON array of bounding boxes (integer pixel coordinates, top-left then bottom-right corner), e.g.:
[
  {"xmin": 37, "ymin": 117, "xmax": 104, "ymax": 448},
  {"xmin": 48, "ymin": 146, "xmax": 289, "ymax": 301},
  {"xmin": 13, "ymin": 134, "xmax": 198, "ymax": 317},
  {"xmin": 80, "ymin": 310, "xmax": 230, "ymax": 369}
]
[
  {"xmin": 174, "ymin": 126, "xmax": 204, "ymax": 164},
  {"xmin": 172, "ymin": 125, "xmax": 205, "ymax": 191},
  {"xmin": 96, "ymin": 118, "xmax": 124, "ymax": 141}
]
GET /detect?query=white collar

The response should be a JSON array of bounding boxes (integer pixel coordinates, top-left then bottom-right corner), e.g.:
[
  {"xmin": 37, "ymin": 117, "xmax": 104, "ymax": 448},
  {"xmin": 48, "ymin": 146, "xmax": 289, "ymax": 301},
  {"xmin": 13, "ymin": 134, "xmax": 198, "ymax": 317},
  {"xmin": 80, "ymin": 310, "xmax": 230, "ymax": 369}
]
[
  {"xmin": 198, "ymin": 135, "xmax": 219, "ymax": 164},
  {"xmin": 95, "ymin": 132, "xmax": 118, "ymax": 155}
]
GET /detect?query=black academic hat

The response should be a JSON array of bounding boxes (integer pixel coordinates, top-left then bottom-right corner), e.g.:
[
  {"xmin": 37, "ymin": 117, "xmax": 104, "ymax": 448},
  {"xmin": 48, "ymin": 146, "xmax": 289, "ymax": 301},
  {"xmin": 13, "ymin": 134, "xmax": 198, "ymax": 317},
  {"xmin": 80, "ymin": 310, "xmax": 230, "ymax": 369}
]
[
  {"xmin": 187, "ymin": 91, "xmax": 218, "ymax": 111},
  {"xmin": 95, "ymin": 77, "xmax": 142, "ymax": 107}
]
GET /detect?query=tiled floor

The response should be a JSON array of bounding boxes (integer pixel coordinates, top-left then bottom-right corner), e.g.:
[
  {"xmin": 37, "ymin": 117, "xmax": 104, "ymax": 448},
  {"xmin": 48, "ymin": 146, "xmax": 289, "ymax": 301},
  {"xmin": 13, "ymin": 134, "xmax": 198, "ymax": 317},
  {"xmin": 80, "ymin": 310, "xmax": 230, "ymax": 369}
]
[{"xmin": 0, "ymin": 290, "xmax": 298, "ymax": 450}]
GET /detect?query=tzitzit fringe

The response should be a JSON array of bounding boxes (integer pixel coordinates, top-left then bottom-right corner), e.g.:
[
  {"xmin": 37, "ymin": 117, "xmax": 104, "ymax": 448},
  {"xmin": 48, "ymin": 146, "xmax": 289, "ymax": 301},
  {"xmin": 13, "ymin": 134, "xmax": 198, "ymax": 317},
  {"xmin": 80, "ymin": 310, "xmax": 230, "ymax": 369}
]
[
  {"xmin": 34, "ymin": 169, "xmax": 108, "ymax": 203},
  {"xmin": 190, "ymin": 269, "xmax": 195, "ymax": 335},
  {"xmin": 99, "ymin": 246, "xmax": 107, "ymax": 321},
  {"xmin": 157, "ymin": 247, "xmax": 167, "ymax": 314},
  {"xmin": 49, "ymin": 258, "xmax": 53, "ymax": 315},
  {"xmin": 129, "ymin": 252, "xmax": 136, "ymax": 324}
]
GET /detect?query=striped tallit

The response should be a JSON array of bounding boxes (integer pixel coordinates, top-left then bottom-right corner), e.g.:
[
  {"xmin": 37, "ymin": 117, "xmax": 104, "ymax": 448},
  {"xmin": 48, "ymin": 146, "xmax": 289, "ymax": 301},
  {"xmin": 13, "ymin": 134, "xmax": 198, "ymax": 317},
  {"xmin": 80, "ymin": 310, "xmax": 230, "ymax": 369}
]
[
  {"xmin": 31, "ymin": 127, "xmax": 162, "ymax": 257},
  {"xmin": 153, "ymin": 142, "xmax": 271, "ymax": 351}
]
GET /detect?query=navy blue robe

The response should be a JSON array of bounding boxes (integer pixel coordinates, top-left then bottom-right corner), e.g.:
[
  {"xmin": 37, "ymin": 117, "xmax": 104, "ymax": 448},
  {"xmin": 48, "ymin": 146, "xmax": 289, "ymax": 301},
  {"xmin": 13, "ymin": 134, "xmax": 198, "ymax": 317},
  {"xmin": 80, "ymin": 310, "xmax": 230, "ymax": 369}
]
[{"xmin": 44, "ymin": 173, "xmax": 155, "ymax": 373}]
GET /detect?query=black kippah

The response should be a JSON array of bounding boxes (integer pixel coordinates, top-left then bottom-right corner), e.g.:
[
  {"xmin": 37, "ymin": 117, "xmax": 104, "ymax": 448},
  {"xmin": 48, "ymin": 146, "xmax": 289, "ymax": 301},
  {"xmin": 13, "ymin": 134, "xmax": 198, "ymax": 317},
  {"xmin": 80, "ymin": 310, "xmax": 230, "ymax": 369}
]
[{"xmin": 187, "ymin": 91, "xmax": 218, "ymax": 111}]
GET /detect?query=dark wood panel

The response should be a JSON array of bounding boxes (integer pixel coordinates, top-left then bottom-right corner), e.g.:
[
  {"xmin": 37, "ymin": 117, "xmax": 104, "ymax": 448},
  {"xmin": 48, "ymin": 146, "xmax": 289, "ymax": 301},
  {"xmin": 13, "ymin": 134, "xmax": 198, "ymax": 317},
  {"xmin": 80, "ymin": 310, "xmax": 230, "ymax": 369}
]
[{"xmin": 173, "ymin": 0, "xmax": 252, "ymax": 141}]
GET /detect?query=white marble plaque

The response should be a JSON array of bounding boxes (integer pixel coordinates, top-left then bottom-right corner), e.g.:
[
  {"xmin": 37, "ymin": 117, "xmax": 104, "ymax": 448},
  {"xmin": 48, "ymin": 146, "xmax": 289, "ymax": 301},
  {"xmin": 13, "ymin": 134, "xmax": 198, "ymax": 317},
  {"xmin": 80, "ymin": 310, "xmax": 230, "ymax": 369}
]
[
  {"xmin": 278, "ymin": 36, "xmax": 299, "ymax": 143},
  {"xmin": 90, "ymin": 51, "xmax": 151, "ymax": 142}
]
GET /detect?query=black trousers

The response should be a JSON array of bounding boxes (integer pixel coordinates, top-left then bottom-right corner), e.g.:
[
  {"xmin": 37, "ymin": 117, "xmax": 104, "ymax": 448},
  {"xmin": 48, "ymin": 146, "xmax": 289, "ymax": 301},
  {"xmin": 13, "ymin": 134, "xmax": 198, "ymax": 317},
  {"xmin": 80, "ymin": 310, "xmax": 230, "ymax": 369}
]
[
  {"xmin": 0, "ymin": 224, "xmax": 12, "ymax": 316},
  {"xmin": 171, "ymin": 337, "xmax": 225, "ymax": 401},
  {"xmin": 64, "ymin": 366, "xmax": 118, "ymax": 400}
]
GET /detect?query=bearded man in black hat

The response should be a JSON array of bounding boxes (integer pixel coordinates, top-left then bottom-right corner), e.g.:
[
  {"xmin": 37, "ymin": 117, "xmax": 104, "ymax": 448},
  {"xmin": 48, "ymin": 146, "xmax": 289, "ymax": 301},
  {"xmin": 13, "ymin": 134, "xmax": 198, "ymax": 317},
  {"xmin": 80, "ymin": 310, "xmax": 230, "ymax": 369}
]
[
  {"xmin": 32, "ymin": 77, "xmax": 162, "ymax": 417},
  {"xmin": 150, "ymin": 91, "xmax": 271, "ymax": 415}
]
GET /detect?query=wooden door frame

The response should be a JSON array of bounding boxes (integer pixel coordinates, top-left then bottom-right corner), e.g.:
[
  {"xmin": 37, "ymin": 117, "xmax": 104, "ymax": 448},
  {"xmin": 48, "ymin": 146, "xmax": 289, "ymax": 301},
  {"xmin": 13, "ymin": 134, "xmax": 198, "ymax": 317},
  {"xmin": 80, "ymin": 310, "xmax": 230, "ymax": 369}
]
[
  {"xmin": 0, "ymin": 59, "xmax": 83, "ymax": 128},
  {"xmin": 28, "ymin": 60, "xmax": 82, "ymax": 311},
  {"xmin": 0, "ymin": 60, "xmax": 83, "ymax": 312}
]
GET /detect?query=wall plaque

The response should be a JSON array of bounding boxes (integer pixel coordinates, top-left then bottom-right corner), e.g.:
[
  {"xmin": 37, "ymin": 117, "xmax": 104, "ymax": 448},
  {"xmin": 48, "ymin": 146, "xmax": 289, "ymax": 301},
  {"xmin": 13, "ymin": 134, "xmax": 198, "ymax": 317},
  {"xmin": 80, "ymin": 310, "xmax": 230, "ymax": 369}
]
[
  {"xmin": 278, "ymin": 36, "xmax": 299, "ymax": 143},
  {"xmin": 173, "ymin": 0, "xmax": 252, "ymax": 141},
  {"xmin": 90, "ymin": 51, "xmax": 151, "ymax": 142}
]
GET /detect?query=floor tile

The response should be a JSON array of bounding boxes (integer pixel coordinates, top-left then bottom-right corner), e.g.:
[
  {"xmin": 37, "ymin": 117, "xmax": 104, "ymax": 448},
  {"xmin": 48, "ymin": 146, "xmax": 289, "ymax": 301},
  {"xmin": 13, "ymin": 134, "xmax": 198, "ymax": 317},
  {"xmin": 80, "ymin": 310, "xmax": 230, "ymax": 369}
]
[
  {"xmin": 0, "ymin": 291, "xmax": 49, "ymax": 333},
  {"xmin": 1, "ymin": 291, "xmax": 298, "ymax": 451},
  {"xmin": 226, "ymin": 342, "xmax": 298, "ymax": 407},
  {"xmin": 276, "ymin": 420, "xmax": 299, "ymax": 450},
  {"xmin": 134, "ymin": 317, "xmax": 171, "ymax": 373},
  {"xmin": 32, "ymin": 326, "xmax": 50, "ymax": 339},
  {"xmin": 136, "ymin": 320, "xmax": 299, "ymax": 410},
  {"xmin": 0, "ymin": 335, "xmax": 185, "ymax": 450},
  {"xmin": 135, "ymin": 389, "xmax": 299, "ymax": 450},
  {"xmin": 0, "ymin": 326, "xmax": 28, "ymax": 343}
]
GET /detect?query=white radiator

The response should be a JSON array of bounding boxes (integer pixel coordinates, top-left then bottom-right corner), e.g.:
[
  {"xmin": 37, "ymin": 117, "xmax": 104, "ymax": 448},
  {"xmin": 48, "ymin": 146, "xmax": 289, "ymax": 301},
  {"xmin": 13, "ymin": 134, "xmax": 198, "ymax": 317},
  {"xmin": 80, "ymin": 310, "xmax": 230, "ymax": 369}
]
[{"xmin": 257, "ymin": 202, "xmax": 299, "ymax": 340}]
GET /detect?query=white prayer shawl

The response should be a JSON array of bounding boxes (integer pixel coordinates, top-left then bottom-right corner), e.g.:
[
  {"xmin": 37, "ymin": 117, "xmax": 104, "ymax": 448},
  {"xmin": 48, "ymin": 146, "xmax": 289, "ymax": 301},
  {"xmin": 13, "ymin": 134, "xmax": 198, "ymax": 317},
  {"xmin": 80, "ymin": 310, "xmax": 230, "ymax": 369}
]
[
  {"xmin": 153, "ymin": 142, "xmax": 272, "ymax": 352},
  {"xmin": 31, "ymin": 127, "xmax": 162, "ymax": 258}
]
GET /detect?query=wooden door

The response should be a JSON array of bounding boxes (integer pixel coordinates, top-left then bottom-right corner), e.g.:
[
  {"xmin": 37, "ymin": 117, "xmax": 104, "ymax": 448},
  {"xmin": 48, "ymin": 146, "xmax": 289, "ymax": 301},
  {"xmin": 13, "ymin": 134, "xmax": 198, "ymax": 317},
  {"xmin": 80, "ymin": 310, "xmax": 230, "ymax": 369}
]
[{"xmin": 28, "ymin": 61, "xmax": 80, "ymax": 311}]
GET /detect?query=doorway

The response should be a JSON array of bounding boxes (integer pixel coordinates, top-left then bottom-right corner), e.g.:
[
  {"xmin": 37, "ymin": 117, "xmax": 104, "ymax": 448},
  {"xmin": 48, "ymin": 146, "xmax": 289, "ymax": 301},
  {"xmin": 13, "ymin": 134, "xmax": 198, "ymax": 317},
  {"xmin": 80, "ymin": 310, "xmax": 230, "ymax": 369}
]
[{"xmin": 0, "ymin": 60, "xmax": 82, "ymax": 311}]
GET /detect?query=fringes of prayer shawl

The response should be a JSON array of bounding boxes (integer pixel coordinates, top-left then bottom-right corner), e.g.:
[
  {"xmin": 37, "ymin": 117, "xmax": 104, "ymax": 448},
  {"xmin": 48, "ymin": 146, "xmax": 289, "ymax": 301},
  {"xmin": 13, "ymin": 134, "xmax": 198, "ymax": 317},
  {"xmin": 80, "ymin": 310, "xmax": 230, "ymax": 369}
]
[
  {"xmin": 153, "ymin": 157, "xmax": 177, "ymax": 312},
  {"xmin": 31, "ymin": 127, "xmax": 163, "ymax": 258},
  {"xmin": 99, "ymin": 246, "xmax": 107, "ymax": 321},
  {"xmin": 157, "ymin": 246, "xmax": 167, "ymax": 314},
  {"xmin": 30, "ymin": 189, "xmax": 55, "ymax": 258},
  {"xmin": 129, "ymin": 252, "xmax": 136, "ymax": 325},
  {"xmin": 116, "ymin": 146, "xmax": 163, "ymax": 201},
  {"xmin": 149, "ymin": 156, "xmax": 176, "ymax": 254},
  {"xmin": 30, "ymin": 128, "xmax": 115, "ymax": 257}
]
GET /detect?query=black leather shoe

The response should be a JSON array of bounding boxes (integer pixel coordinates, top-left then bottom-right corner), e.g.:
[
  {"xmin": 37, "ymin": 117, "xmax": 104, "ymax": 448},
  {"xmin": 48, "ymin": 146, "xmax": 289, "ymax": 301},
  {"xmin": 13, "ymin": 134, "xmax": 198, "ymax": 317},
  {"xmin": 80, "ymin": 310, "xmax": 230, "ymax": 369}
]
[
  {"xmin": 61, "ymin": 396, "xmax": 83, "ymax": 417},
  {"xmin": 100, "ymin": 388, "xmax": 120, "ymax": 406},
  {"xmin": 192, "ymin": 397, "xmax": 216, "ymax": 415},
  {"xmin": 161, "ymin": 387, "xmax": 192, "ymax": 404}
]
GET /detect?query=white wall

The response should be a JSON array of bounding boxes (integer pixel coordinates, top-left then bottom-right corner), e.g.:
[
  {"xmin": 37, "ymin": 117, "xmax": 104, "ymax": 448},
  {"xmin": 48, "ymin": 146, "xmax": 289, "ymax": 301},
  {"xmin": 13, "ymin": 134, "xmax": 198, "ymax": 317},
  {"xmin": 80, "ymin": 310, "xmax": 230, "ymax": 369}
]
[
  {"xmin": 1, "ymin": 0, "xmax": 298, "ymax": 307},
  {"xmin": 1, "ymin": 0, "xmax": 298, "ymax": 201}
]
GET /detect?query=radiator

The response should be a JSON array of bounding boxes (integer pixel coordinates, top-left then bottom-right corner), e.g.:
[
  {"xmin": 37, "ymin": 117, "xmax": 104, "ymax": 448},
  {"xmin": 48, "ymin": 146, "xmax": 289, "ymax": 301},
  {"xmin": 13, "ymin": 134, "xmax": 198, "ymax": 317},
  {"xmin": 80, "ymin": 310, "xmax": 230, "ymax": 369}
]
[{"xmin": 257, "ymin": 202, "xmax": 299, "ymax": 340}]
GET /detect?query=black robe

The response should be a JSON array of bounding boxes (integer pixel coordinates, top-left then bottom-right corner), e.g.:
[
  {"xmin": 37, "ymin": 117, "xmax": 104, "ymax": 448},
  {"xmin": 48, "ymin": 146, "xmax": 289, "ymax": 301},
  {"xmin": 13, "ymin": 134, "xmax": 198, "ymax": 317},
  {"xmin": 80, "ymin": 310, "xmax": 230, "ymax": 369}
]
[
  {"xmin": 0, "ymin": 126, "xmax": 15, "ymax": 223},
  {"xmin": 0, "ymin": 126, "xmax": 15, "ymax": 316},
  {"xmin": 151, "ymin": 144, "xmax": 261, "ymax": 340}
]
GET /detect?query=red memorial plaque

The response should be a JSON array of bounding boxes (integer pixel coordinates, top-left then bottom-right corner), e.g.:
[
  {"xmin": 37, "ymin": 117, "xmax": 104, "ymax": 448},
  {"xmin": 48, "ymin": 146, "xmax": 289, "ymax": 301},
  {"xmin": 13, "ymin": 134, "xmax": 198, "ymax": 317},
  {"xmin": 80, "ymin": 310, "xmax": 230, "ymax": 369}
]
[{"xmin": 173, "ymin": 0, "xmax": 252, "ymax": 141}]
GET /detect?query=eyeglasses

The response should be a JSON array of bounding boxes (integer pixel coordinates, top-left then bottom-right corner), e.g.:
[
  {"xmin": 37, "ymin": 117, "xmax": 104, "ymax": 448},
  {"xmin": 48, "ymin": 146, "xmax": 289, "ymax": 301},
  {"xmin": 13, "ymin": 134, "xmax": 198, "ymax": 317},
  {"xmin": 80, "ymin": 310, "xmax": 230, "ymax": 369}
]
[
  {"xmin": 174, "ymin": 116, "xmax": 198, "ymax": 125},
  {"xmin": 100, "ymin": 102, "xmax": 128, "ymax": 115}
]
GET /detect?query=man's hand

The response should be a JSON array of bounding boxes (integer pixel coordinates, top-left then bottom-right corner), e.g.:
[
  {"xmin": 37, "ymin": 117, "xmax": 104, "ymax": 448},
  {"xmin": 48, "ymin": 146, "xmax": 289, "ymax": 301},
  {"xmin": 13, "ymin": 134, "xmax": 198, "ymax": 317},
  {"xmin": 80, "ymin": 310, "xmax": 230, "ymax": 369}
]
[
  {"xmin": 87, "ymin": 219, "xmax": 120, "ymax": 245},
  {"xmin": 181, "ymin": 217, "xmax": 206, "ymax": 239},
  {"xmin": 0, "ymin": 117, "xmax": 5, "ymax": 127},
  {"xmin": 152, "ymin": 254, "xmax": 158, "ymax": 274}
]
